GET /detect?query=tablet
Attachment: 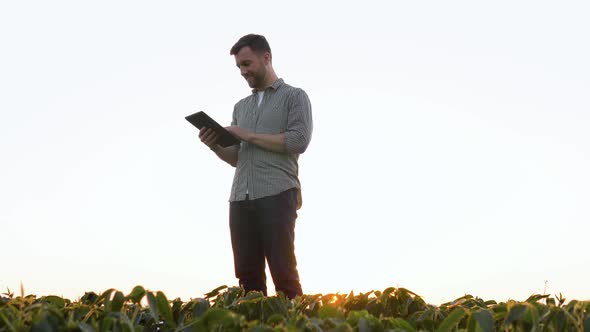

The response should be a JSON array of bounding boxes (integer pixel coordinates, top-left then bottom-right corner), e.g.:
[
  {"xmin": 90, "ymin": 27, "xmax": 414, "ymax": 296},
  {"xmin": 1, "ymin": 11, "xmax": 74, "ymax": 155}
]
[{"xmin": 185, "ymin": 111, "xmax": 241, "ymax": 147}]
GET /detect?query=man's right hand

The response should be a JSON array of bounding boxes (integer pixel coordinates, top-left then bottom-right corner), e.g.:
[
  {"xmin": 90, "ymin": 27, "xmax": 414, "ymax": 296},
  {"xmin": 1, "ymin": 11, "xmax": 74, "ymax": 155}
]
[{"xmin": 199, "ymin": 127, "xmax": 220, "ymax": 150}]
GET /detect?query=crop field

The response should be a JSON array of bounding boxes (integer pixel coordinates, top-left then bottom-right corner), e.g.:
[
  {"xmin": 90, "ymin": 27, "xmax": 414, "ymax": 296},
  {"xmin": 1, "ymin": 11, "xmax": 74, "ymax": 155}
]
[{"xmin": 1, "ymin": 285, "xmax": 588, "ymax": 331}]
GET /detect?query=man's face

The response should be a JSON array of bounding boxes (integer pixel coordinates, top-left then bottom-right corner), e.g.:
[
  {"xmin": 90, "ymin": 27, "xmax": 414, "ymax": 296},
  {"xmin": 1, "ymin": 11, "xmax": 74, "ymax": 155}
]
[{"xmin": 234, "ymin": 46, "xmax": 268, "ymax": 90}]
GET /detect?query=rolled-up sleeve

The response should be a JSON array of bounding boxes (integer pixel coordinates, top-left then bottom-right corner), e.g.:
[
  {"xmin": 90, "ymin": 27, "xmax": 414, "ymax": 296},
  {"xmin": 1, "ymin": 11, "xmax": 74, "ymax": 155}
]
[{"xmin": 285, "ymin": 89, "xmax": 313, "ymax": 154}]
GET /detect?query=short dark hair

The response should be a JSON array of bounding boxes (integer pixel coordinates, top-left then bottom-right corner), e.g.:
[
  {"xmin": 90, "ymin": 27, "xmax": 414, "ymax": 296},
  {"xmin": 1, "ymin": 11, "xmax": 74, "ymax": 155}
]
[{"xmin": 230, "ymin": 34, "xmax": 272, "ymax": 56}]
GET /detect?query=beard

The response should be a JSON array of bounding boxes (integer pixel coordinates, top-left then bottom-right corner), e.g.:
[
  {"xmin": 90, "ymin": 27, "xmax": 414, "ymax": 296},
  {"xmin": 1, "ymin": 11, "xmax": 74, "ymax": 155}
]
[{"xmin": 246, "ymin": 66, "xmax": 267, "ymax": 89}]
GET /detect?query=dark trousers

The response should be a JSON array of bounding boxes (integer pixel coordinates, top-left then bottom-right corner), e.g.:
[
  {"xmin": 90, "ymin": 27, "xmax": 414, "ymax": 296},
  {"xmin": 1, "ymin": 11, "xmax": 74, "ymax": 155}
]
[{"xmin": 229, "ymin": 188, "xmax": 303, "ymax": 299}]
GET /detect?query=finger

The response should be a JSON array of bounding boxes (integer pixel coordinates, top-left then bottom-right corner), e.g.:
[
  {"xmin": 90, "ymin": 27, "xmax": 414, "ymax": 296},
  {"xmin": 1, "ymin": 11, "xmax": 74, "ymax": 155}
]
[
  {"xmin": 225, "ymin": 127, "xmax": 240, "ymax": 139},
  {"xmin": 200, "ymin": 128, "xmax": 214, "ymax": 142},
  {"xmin": 204, "ymin": 131, "xmax": 219, "ymax": 146},
  {"xmin": 198, "ymin": 127, "xmax": 210, "ymax": 139}
]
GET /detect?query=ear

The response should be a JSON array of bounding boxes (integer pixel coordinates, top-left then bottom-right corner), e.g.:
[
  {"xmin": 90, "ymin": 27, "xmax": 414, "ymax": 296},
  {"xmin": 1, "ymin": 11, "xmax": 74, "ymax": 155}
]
[{"xmin": 264, "ymin": 52, "xmax": 272, "ymax": 65}]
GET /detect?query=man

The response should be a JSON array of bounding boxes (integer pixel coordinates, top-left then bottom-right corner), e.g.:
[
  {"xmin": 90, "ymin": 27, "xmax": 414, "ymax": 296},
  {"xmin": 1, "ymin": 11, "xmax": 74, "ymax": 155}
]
[{"xmin": 198, "ymin": 34, "xmax": 313, "ymax": 299}]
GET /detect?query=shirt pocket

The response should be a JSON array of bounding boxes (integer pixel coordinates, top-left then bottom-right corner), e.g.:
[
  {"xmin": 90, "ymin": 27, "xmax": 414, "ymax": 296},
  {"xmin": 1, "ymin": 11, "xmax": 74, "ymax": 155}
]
[{"xmin": 257, "ymin": 106, "xmax": 287, "ymax": 134}]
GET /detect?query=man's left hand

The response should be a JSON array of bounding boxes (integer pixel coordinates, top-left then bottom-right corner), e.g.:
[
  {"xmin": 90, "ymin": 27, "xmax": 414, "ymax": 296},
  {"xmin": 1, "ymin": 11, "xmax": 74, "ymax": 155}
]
[{"xmin": 226, "ymin": 126, "xmax": 253, "ymax": 142}]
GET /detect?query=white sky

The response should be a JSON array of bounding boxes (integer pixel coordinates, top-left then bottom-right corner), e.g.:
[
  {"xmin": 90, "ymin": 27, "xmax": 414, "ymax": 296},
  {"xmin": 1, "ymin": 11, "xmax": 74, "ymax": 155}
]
[{"xmin": 1, "ymin": 1, "xmax": 589, "ymax": 304}]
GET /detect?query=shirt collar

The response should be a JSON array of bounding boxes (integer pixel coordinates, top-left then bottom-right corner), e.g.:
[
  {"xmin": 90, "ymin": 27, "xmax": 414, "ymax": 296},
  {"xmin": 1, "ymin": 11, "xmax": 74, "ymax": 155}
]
[{"xmin": 251, "ymin": 78, "xmax": 284, "ymax": 94}]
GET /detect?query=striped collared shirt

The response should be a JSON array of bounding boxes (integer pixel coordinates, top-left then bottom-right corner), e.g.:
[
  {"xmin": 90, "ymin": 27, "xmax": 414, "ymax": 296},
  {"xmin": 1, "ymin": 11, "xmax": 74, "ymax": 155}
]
[{"xmin": 229, "ymin": 78, "xmax": 313, "ymax": 207}]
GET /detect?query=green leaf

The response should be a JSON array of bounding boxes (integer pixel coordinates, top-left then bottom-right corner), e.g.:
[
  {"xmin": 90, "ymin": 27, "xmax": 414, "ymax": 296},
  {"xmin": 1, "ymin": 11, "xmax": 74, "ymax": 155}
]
[
  {"xmin": 358, "ymin": 317, "xmax": 371, "ymax": 332},
  {"xmin": 466, "ymin": 313, "xmax": 477, "ymax": 332},
  {"xmin": 472, "ymin": 309, "xmax": 494, "ymax": 332},
  {"xmin": 204, "ymin": 285, "xmax": 227, "ymax": 299},
  {"xmin": 115, "ymin": 312, "xmax": 134, "ymax": 332},
  {"xmin": 249, "ymin": 324, "xmax": 275, "ymax": 332},
  {"xmin": 156, "ymin": 291, "xmax": 175, "ymax": 328},
  {"xmin": 81, "ymin": 292, "xmax": 99, "ymax": 305},
  {"xmin": 97, "ymin": 289, "xmax": 115, "ymax": 304},
  {"xmin": 266, "ymin": 313, "xmax": 285, "ymax": 325},
  {"xmin": 31, "ymin": 314, "xmax": 56, "ymax": 332},
  {"xmin": 436, "ymin": 307, "xmax": 466, "ymax": 332},
  {"xmin": 263, "ymin": 296, "xmax": 289, "ymax": 318},
  {"xmin": 200, "ymin": 307, "xmax": 240, "ymax": 327},
  {"xmin": 110, "ymin": 291, "xmax": 125, "ymax": 312},
  {"xmin": 42, "ymin": 296, "xmax": 65, "ymax": 308},
  {"xmin": 319, "ymin": 304, "xmax": 343, "ymax": 319},
  {"xmin": 99, "ymin": 316, "xmax": 114, "ymax": 332},
  {"xmin": 526, "ymin": 303, "xmax": 540, "ymax": 330},
  {"xmin": 525, "ymin": 294, "xmax": 549, "ymax": 304},
  {"xmin": 125, "ymin": 286, "xmax": 146, "ymax": 304},
  {"xmin": 171, "ymin": 298, "xmax": 184, "ymax": 325},
  {"xmin": 241, "ymin": 290, "xmax": 265, "ymax": 302},
  {"xmin": 99, "ymin": 289, "xmax": 115, "ymax": 311},
  {"xmin": 415, "ymin": 308, "xmax": 435, "ymax": 322},
  {"xmin": 503, "ymin": 304, "xmax": 527, "ymax": 326},
  {"xmin": 78, "ymin": 322, "xmax": 96, "ymax": 332},
  {"xmin": 191, "ymin": 298, "xmax": 210, "ymax": 318},
  {"xmin": 390, "ymin": 318, "xmax": 416, "ymax": 332},
  {"xmin": 0, "ymin": 311, "xmax": 17, "ymax": 332},
  {"xmin": 146, "ymin": 292, "xmax": 159, "ymax": 322},
  {"xmin": 347, "ymin": 310, "xmax": 370, "ymax": 326}
]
